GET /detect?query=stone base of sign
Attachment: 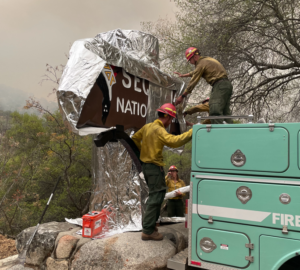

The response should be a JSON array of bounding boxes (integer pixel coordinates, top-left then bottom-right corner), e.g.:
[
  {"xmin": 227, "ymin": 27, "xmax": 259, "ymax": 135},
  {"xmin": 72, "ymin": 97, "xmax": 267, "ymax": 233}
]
[{"xmin": 13, "ymin": 222, "xmax": 187, "ymax": 270}]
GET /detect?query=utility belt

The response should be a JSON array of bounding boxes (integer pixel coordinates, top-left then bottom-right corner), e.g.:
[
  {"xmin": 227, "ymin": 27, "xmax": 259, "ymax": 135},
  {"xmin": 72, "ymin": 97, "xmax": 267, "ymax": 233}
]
[{"xmin": 211, "ymin": 76, "xmax": 228, "ymax": 87}]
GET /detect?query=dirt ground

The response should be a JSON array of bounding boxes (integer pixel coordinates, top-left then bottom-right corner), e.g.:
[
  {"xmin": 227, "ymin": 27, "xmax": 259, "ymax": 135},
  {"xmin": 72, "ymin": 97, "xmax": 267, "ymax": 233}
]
[{"xmin": 0, "ymin": 234, "xmax": 18, "ymax": 259}]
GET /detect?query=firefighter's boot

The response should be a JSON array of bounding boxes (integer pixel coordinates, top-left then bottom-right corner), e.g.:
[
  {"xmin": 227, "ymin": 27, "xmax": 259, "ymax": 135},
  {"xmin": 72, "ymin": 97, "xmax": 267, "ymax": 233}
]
[{"xmin": 141, "ymin": 231, "xmax": 163, "ymax": 241}]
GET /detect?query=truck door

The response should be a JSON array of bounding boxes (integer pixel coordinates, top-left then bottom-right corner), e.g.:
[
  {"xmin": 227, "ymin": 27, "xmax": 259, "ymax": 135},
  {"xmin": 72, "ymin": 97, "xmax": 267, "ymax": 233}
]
[
  {"xmin": 194, "ymin": 126, "xmax": 289, "ymax": 173},
  {"xmin": 196, "ymin": 179, "xmax": 300, "ymax": 231},
  {"xmin": 197, "ymin": 228, "xmax": 251, "ymax": 268}
]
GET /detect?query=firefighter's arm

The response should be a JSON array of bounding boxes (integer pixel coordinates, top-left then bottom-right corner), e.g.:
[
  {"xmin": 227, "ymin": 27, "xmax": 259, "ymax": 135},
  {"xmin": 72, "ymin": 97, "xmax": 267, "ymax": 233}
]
[
  {"xmin": 174, "ymin": 71, "xmax": 193, "ymax": 78},
  {"xmin": 131, "ymin": 127, "xmax": 144, "ymax": 151},
  {"xmin": 158, "ymin": 128, "xmax": 193, "ymax": 148},
  {"xmin": 183, "ymin": 66, "xmax": 205, "ymax": 96}
]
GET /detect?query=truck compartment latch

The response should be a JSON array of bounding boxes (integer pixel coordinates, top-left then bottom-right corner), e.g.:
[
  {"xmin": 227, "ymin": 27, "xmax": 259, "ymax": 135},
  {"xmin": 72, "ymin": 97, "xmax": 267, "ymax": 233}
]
[
  {"xmin": 269, "ymin": 123, "xmax": 274, "ymax": 132},
  {"xmin": 282, "ymin": 225, "xmax": 288, "ymax": 234},
  {"xmin": 206, "ymin": 125, "xmax": 211, "ymax": 132},
  {"xmin": 245, "ymin": 256, "xmax": 254, "ymax": 263},
  {"xmin": 245, "ymin": 243, "xmax": 254, "ymax": 250},
  {"xmin": 208, "ymin": 216, "xmax": 213, "ymax": 224}
]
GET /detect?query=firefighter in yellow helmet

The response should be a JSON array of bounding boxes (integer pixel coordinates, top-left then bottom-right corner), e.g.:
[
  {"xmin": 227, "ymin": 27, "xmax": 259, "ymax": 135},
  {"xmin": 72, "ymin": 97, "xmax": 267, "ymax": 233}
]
[
  {"xmin": 132, "ymin": 103, "xmax": 192, "ymax": 241},
  {"xmin": 165, "ymin": 165, "xmax": 186, "ymax": 217}
]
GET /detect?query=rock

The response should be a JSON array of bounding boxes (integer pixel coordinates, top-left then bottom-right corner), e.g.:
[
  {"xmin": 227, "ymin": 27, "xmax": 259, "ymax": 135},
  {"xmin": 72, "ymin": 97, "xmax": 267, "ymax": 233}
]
[
  {"xmin": 16, "ymin": 222, "xmax": 79, "ymax": 266},
  {"xmin": 159, "ymin": 223, "xmax": 188, "ymax": 247},
  {"xmin": 71, "ymin": 232, "xmax": 176, "ymax": 270},
  {"xmin": 6, "ymin": 265, "xmax": 33, "ymax": 270},
  {"xmin": 46, "ymin": 257, "xmax": 68, "ymax": 270},
  {"xmin": 0, "ymin": 255, "xmax": 18, "ymax": 270},
  {"xmin": 51, "ymin": 228, "xmax": 90, "ymax": 261},
  {"xmin": 157, "ymin": 226, "xmax": 186, "ymax": 253},
  {"xmin": 70, "ymin": 237, "xmax": 92, "ymax": 260},
  {"xmin": 56, "ymin": 235, "xmax": 79, "ymax": 259}
]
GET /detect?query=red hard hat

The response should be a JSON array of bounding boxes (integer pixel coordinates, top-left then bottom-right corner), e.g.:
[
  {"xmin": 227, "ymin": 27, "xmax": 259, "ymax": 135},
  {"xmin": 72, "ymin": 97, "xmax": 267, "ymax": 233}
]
[
  {"xmin": 168, "ymin": 165, "xmax": 178, "ymax": 172},
  {"xmin": 185, "ymin": 47, "xmax": 198, "ymax": 61},
  {"xmin": 157, "ymin": 103, "xmax": 177, "ymax": 118}
]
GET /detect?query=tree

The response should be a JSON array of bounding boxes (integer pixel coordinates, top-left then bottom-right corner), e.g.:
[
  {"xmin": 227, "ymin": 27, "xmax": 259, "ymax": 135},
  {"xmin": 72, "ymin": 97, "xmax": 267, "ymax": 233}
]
[
  {"xmin": 0, "ymin": 61, "xmax": 93, "ymax": 236},
  {"xmin": 142, "ymin": 0, "xmax": 300, "ymax": 121},
  {"xmin": 0, "ymin": 110, "xmax": 93, "ymax": 236}
]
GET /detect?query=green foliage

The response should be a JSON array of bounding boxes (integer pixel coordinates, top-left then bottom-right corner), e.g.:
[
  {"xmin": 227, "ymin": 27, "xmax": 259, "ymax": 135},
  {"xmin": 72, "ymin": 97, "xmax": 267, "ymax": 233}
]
[{"xmin": 0, "ymin": 110, "xmax": 92, "ymax": 236}]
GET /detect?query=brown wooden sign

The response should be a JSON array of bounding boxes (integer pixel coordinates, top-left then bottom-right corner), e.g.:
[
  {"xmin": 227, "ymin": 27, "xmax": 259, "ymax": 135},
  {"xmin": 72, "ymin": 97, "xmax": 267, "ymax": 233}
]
[{"xmin": 77, "ymin": 65, "xmax": 149, "ymax": 131}]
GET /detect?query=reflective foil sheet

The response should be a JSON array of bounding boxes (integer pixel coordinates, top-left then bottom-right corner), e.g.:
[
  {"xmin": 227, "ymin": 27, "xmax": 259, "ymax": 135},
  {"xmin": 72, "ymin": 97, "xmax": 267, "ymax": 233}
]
[
  {"xmin": 58, "ymin": 29, "xmax": 188, "ymax": 238},
  {"xmin": 57, "ymin": 29, "xmax": 186, "ymax": 134},
  {"xmin": 90, "ymin": 140, "xmax": 147, "ymax": 235}
]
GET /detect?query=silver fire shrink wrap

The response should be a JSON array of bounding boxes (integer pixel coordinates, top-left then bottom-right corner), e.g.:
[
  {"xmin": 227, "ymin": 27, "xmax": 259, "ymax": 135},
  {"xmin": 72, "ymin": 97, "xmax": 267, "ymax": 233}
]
[
  {"xmin": 58, "ymin": 29, "xmax": 188, "ymax": 238},
  {"xmin": 57, "ymin": 29, "xmax": 186, "ymax": 134},
  {"xmin": 90, "ymin": 140, "xmax": 147, "ymax": 236}
]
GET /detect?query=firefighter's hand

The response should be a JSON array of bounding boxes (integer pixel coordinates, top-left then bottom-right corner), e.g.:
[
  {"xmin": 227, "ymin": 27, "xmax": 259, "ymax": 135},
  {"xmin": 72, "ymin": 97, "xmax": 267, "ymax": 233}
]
[
  {"xmin": 175, "ymin": 95, "xmax": 184, "ymax": 106},
  {"xmin": 174, "ymin": 71, "xmax": 183, "ymax": 77},
  {"xmin": 175, "ymin": 190, "xmax": 182, "ymax": 196},
  {"xmin": 167, "ymin": 172, "xmax": 171, "ymax": 178}
]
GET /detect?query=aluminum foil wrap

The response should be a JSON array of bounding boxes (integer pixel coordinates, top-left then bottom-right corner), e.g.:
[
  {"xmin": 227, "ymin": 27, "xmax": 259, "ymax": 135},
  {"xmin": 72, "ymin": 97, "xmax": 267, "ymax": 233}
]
[
  {"xmin": 57, "ymin": 29, "xmax": 186, "ymax": 134},
  {"xmin": 90, "ymin": 139, "xmax": 146, "ymax": 235},
  {"xmin": 58, "ymin": 29, "xmax": 188, "ymax": 237}
]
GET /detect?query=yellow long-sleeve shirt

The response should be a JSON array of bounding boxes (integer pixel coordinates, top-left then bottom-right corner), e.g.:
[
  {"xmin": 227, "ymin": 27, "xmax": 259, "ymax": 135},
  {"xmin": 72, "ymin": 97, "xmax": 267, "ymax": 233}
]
[
  {"xmin": 165, "ymin": 175, "xmax": 186, "ymax": 200},
  {"xmin": 183, "ymin": 56, "xmax": 227, "ymax": 95},
  {"xmin": 132, "ymin": 119, "xmax": 193, "ymax": 167}
]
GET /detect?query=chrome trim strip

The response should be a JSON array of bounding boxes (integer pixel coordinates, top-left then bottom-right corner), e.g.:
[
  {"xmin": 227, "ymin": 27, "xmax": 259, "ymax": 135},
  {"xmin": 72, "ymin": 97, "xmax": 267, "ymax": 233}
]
[
  {"xmin": 193, "ymin": 204, "xmax": 271, "ymax": 222},
  {"xmin": 195, "ymin": 175, "xmax": 300, "ymax": 185}
]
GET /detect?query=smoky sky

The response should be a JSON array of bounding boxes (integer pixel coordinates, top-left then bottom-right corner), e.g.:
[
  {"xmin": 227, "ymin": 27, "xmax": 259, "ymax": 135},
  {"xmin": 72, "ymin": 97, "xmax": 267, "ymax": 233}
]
[{"xmin": 0, "ymin": 0, "xmax": 177, "ymax": 111}]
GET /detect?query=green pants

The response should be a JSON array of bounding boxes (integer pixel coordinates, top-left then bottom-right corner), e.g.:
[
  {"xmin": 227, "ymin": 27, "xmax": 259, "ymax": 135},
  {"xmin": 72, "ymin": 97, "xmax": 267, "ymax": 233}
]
[
  {"xmin": 167, "ymin": 199, "xmax": 184, "ymax": 217},
  {"xmin": 142, "ymin": 163, "xmax": 166, "ymax": 235},
  {"xmin": 209, "ymin": 79, "xmax": 233, "ymax": 124}
]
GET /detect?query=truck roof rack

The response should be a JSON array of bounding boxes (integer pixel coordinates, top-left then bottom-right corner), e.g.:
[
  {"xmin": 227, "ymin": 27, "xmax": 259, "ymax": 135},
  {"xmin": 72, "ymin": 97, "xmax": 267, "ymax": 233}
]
[{"xmin": 197, "ymin": 115, "xmax": 253, "ymax": 124}]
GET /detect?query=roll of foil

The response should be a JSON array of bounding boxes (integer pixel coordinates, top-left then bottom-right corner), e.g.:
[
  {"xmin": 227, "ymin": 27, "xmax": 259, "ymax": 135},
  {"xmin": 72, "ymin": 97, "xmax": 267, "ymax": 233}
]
[
  {"xmin": 164, "ymin": 186, "xmax": 190, "ymax": 200},
  {"xmin": 58, "ymin": 29, "xmax": 188, "ymax": 238}
]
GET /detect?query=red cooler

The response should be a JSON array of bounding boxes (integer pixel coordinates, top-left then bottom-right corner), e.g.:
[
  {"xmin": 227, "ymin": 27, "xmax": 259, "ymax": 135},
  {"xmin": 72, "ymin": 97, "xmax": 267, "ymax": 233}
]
[{"xmin": 82, "ymin": 211, "xmax": 107, "ymax": 238}]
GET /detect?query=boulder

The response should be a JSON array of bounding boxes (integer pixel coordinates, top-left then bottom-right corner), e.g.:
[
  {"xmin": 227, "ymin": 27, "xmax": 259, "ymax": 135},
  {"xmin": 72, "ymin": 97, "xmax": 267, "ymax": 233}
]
[
  {"xmin": 71, "ymin": 232, "xmax": 177, "ymax": 270},
  {"xmin": 56, "ymin": 235, "xmax": 79, "ymax": 259},
  {"xmin": 51, "ymin": 227, "xmax": 90, "ymax": 261},
  {"xmin": 16, "ymin": 222, "xmax": 79, "ymax": 266},
  {"xmin": 46, "ymin": 257, "xmax": 68, "ymax": 270},
  {"xmin": 159, "ymin": 223, "xmax": 188, "ymax": 247},
  {"xmin": 6, "ymin": 265, "xmax": 33, "ymax": 270},
  {"xmin": 157, "ymin": 225, "xmax": 186, "ymax": 253},
  {"xmin": 0, "ymin": 254, "xmax": 18, "ymax": 270}
]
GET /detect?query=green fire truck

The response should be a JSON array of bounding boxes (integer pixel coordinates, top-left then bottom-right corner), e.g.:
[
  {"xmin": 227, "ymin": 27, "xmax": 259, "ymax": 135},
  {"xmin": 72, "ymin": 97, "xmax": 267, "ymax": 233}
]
[{"xmin": 169, "ymin": 116, "xmax": 300, "ymax": 270}]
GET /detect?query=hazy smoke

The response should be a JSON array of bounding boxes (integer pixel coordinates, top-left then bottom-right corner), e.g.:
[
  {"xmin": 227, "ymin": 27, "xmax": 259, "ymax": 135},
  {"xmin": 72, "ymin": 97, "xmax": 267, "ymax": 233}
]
[{"xmin": 0, "ymin": 84, "xmax": 57, "ymax": 113}]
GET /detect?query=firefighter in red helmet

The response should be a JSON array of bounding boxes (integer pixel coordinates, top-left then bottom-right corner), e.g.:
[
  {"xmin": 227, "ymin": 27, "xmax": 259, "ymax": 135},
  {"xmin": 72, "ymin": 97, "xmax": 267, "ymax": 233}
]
[
  {"xmin": 174, "ymin": 47, "xmax": 233, "ymax": 124},
  {"xmin": 132, "ymin": 103, "xmax": 193, "ymax": 241}
]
